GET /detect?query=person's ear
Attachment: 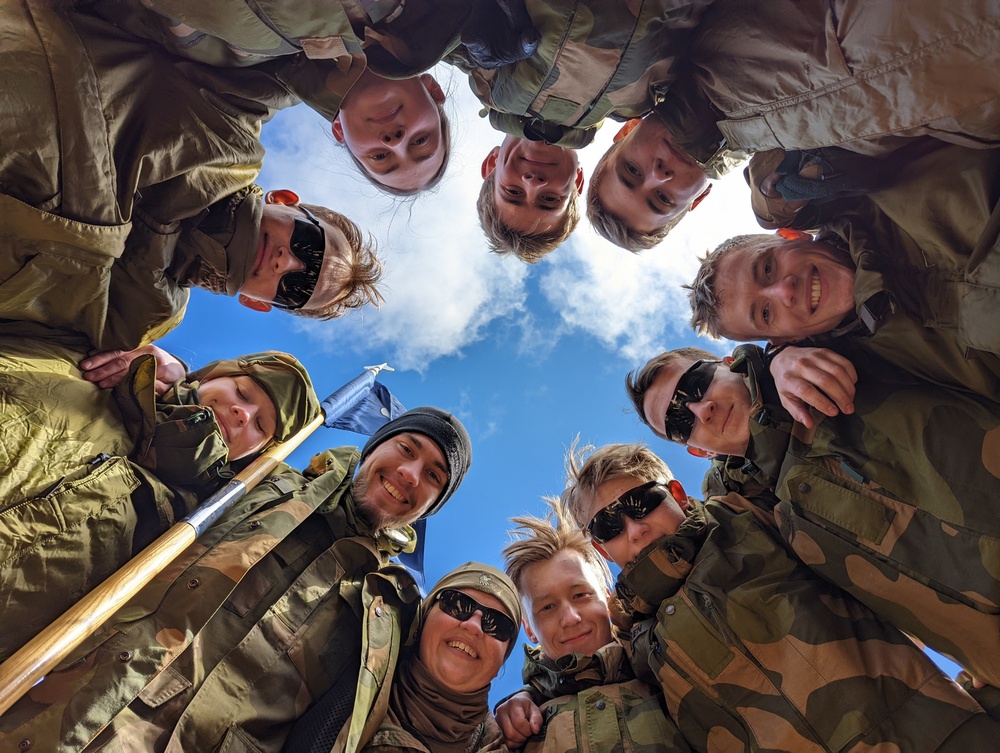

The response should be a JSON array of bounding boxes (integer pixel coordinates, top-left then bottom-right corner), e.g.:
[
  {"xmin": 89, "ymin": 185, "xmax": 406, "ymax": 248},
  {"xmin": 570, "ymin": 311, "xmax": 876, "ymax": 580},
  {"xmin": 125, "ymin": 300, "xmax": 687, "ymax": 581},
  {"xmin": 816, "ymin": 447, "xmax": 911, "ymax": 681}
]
[
  {"xmin": 482, "ymin": 147, "xmax": 500, "ymax": 179},
  {"xmin": 689, "ymin": 183, "xmax": 712, "ymax": 211},
  {"xmin": 522, "ymin": 618, "xmax": 538, "ymax": 644},
  {"xmin": 264, "ymin": 189, "xmax": 300, "ymax": 206},
  {"xmin": 575, "ymin": 167, "xmax": 585, "ymax": 195},
  {"xmin": 613, "ymin": 118, "xmax": 642, "ymax": 143},
  {"xmin": 666, "ymin": 479, "xmax": 689, "ymax": 511},
  {"xmin": 723, "ymin": 355, "xmax": 735, "ymax": 365},
  {"xmin": 420, "ymin": 73, "xmax": 446, "ymax": 105},
  {"xmin": 686, "ymin": 446, "xmax": 717, "ymax": 460},
  {"xmin": 238, "ymin": 294, "xmax": 272, "ymax": 313},
  {"xmin": 777, "ymin": 227, "xmax": 811, "ymax": 241},
  {"xmin": 331, "ymin": 116, "xmax": 345, "ymax": 143}
]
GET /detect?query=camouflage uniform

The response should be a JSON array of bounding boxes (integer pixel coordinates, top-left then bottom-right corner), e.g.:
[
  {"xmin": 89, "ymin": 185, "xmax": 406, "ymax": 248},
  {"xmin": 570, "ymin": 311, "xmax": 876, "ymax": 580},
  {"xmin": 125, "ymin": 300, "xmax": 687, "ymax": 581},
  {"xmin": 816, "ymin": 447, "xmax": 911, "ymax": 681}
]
[
  {"xmin": 465, "ymin": 0, "xmax": 713, "ymax": 148},
  {"xmin": 0, "ymin": 447, "xmax": 420, "ymax": 753},
  {"xmin": 722, "ymin": 345, "xmax": 1000, "ymax": 686},
  {"xmin": 81, "ymin": 0, "xmax": 470, "ymax": 122},
  {"xmin": 657, "ymin": 0, "xmax": 1000, "ymax": 164},
  {"xmin": 618, "ymin": 499, "xmax": 998, "ymax": 752},
  {"xmin": 0, "ymin": 335, "xmax": 312, "ymax": 663},
  {"xmin": 361, "ymin": 715, "xmax": 505, "ymax": 753},
  {"xmin": 513, "ymin": 642, "xmax": 691, "ymax": 753},
  {"xmin": 0, "ymin": 1, "xmax": 295, "ymax": 349}
]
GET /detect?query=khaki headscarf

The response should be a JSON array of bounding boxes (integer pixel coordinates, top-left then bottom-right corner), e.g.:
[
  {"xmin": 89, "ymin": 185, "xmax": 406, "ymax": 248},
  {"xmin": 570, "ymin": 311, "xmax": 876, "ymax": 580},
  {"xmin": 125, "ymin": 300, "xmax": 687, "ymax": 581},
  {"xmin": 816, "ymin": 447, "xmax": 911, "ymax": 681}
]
[{"xmin": 190, "ymin": 351, "xmax": 320, "ymax": 442}]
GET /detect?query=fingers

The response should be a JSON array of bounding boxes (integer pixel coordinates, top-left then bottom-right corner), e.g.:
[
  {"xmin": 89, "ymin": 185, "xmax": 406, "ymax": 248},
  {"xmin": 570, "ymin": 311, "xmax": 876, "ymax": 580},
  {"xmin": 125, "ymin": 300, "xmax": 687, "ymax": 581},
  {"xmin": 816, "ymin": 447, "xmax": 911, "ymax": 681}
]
[
  {"xmin": 496, "ymin": 693, "xmax": 542, "ymax": 748},
  {"xmin": 80, "ymin": 349, "xmax": 134, "ymax": 389},
  {"xmin": 769, "ymin": 347, "xmax": 858, "ymax": 423}
]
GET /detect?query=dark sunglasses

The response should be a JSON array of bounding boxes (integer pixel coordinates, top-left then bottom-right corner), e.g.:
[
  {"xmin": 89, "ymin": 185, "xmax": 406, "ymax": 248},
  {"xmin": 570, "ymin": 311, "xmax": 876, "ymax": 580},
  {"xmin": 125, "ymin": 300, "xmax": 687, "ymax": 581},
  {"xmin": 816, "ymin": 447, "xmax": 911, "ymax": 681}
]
[
  {"xmin": 436, "ymin": 588, "xmax": 516, "ymax": 642},
  {"xmin": 586, "ymin": 480, "xmax": 671, "ymax": 544},
  {"xmin": 663, "ymin": 359, "xmax": 720, "ymax": 443},
  {"xmin": 272, "ymin": 205, "xmax": 326, "ymax": 311}
]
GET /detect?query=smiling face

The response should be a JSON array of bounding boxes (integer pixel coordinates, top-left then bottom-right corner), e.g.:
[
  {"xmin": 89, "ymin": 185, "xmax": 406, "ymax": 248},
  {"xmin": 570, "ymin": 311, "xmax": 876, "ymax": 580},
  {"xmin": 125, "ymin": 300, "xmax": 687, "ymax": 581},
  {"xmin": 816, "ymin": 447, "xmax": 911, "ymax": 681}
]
[
  {"xmin": 583, "ymin": 475, "xmax": 687, "ymax": 568},
  {"xmin": 596, "ymin": 118, "xmax": 710, "ymax": 235},
  {"xmin": 641, "ymin": 357, "xmax": 752, "ymax": 457},
  {"xmin": 333, "ymin": 72, "xmax": 446, "ymax": 193},
  {"xmin": 419, "ymin": 588, "xmax": 510, "ymax": 693},
  {"xmin": 714, "ymin": 238, "xmax": 856, "ymax": 342},
  {"xmin": 353, "ymin": 432, "xmax": 448, "ymax": 529},
  {"xmin": 520, "ymin": 549, "xmax": 613, "ymax": 660},
  {"xmin": 240, "ymin": 203, "xmax": 352, "ymax": 314},
  {"xmin": 196, "ymin": 375, "xmax": 277, "ymax": 460},
  {"xmin": 482, "ymin": 136, "xmax": 583, "ymax": 235}
]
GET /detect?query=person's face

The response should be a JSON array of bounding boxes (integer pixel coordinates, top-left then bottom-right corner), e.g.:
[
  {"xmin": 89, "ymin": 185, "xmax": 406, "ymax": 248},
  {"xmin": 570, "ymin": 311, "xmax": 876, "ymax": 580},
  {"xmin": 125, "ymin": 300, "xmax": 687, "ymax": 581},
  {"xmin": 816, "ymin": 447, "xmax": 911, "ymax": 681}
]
[
  {"xmin": 597, "ymin": 118, "xmax": 710, "ymax": 235},
  {"xmin": 642, "ymin": 357, "xmax": 752, "ymax": 457},
  {"xmin": 353, "ymin": 432, "xmax": 448, "ymax": 529},
  {"xmin": 419, "ymin": 588, "xmax": 510, "ymax": 693},
  {"xmin": 333, "ymin": 72, "xmax": 446, "ymax": 192},
  {"xmin": 482, "ymin": 136, "xmax": 584, "ymax": 235},
  {"xmin": 197, "ymin": 375, "xmax": 277, "ymax": 460},
  {"xmin": 520, "ymin": 549, "xmax": 613, "ymax": 660},
  {"xmin": 239, "ymin": 202, "xmax": 352, "ymax": 314},
  {"xmin": 583, "ymin": 475, "xmax": 687, "ymax": 568},
  {"xmin": 714, "ymin": 238, "xmax": 857, "ymax": 343}
]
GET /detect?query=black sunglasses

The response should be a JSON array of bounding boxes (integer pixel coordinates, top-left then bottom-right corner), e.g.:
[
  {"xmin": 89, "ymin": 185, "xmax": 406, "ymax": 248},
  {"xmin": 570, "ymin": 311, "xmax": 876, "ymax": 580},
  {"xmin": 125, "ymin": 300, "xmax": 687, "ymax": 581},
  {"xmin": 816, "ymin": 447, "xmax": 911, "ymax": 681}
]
[
  {"xmin": 586, "ymin": 480, "xmax": 672, "ymax": 544},
  {"xmin": 663, "ymin": 359, "xmax": 720, "ymax": 443},
  {"xmin": 272, "ymin": 205, "xmax": 326, "ymax": 311},
  {"xmin": 436, "ymin": 588, "xmax": 516, "ymax": 642}
]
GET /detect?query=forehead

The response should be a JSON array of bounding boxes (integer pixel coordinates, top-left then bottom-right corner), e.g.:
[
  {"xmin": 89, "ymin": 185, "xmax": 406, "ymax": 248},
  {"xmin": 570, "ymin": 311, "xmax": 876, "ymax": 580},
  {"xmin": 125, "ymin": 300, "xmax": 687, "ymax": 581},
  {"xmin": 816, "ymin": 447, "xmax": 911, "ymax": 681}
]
[
  {"xmin": 494, "ymin": 196, "xmax": 563, "ymax": 235},
  {"xmin": 520, "ymin": 550, "xmax": 605, "ymax": 602}
]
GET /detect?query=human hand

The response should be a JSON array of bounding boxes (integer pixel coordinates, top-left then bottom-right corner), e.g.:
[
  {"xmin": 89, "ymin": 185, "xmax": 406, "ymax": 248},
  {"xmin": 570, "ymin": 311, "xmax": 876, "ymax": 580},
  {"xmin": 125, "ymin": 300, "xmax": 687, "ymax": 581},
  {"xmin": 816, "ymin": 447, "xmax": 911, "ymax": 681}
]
[
  {"xmin": 463, "ymin": 0, "xmax": 540, "ymax": 70},
  {"xmin": 769, "ymin": 346, "xmax": 856, "ymax": 427},
  {"xmin": 495, "ymin": 691, "xmax": 543, "ymax": 748},
  {"xmin": 80, "ymin": 345, "xmax": 186, "ymax": 394}
]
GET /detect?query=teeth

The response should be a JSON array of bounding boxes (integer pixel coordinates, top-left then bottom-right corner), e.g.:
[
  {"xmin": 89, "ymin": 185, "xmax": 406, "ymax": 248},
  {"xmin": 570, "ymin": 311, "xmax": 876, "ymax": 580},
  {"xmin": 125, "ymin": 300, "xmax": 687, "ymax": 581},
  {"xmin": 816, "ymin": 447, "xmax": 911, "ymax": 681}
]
[
  {"xmin": 811, "ymin": 271, "xmax": 820, "ymax": 312},
  {"xmin": 448, "ymin": 640, "xmax": 478, "ymax": 658},
  {"xmin": 382, "ymin": 479, "xmax": 405, "ymax": 502}
]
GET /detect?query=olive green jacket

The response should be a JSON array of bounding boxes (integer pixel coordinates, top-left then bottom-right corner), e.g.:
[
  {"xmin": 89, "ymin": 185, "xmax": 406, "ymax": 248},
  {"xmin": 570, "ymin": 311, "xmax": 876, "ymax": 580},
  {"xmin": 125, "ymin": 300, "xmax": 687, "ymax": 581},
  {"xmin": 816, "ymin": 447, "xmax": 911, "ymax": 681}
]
[
  {"xmin": 361, "ymin": 715, "xmax": 506, "ymax": 753},
  {"xmin": 618, "ymin": 500, "xmax": 995, "ymax": 752},
  {"xmin": 726, "ymin": 345, "xmax": 1000, "ymax": 686},
  {"xmin": 0, "ymin": 330, "xmax": 252, "ymax": 663},
  {"xmin": 517, "ymin": 643, "xmax": 692, "ymax": 753},
  {"xmin": 0, "ymin": 2, "xmax": 291, "ymax": 349},
  {"xmin": 466, "ymin": 0, "xmax": 713, "ymax": 149},
  {"xmin": 0, "ymin": 447, "xmax": 420, "ymax": 753},
  {"xmin": 658, "ymin": 0, "xmax": 1000, "ymax": 160}
]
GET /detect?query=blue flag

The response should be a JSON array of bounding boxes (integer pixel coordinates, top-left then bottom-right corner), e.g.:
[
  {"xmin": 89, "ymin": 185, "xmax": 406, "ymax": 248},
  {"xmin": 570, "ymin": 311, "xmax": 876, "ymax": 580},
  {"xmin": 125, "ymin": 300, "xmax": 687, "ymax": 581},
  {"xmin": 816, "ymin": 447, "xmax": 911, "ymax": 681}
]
[{"xmin": 325, "ymin": 380, "xmax": 405, "ymax": 435}]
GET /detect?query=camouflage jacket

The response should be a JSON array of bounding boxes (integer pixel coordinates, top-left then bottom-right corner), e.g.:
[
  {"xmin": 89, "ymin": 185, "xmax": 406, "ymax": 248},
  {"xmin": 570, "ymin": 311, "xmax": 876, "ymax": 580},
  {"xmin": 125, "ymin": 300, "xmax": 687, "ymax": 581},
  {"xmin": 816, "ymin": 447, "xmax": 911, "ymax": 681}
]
[
  {"xmin": 804, "ymin": 144, "xmax": 1000, "ymax": 400},
  {"xmin": 726, "ymin": 345, "xmax": 1000, "ymax": 686},
  {"xmin": 361, "ymin": 715, "xmax": 505, "ymax": 753},
  {"xmin": 466, "ymin": 0, "xmax": 713, "ymax": 149},
  {"xmin": 0, "ymin": 447, "xmax": 421, "ymax": 753},
  {"xmin": 657, "ymin": 0, "xmax": 1000, "ymax": 158},
  {"xmin": 516, "ymin": 643, "xmax": 692, "ymax": 753},
  {"xmin": 0, "ymin": 2, "xmax": 290, "ymax": 349},
  {"xmin": 82, "ymin": 0, "xmax": 471, "ymax": 123},
  {"xmin": 617, "ymin": 500, "xmax": 995, "ymax": 752}
]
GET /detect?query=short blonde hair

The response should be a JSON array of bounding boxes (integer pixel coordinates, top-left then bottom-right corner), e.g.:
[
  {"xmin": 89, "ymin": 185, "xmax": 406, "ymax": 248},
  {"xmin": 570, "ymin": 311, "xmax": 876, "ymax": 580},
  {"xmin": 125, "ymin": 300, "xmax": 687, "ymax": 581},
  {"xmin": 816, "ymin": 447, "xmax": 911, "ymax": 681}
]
[
  {"xmin": 296, "ymin": 203, "xmax": 384, "ymax": 320},
  {"xmin": 586, "ymin": 143, "xmax": 689, "ymax": 253},
  {"xmin": 562, "ymin": 440, "xmax": 674, "ymax": 529},
  {"xmin": 503, "ymin": 497, "xmax": 613, "ymax": 596},
  {"xmin": 477, "ymin": 171, "xmax": 580, "ymax": 264}
]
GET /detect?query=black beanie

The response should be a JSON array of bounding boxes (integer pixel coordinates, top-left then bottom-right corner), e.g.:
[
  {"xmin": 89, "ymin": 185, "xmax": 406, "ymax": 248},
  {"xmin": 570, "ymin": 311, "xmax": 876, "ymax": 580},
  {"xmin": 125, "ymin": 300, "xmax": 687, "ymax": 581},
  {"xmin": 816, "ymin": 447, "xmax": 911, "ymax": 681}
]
[{"xmin": 360, "ymin": 407, "xmax": 472, "ymax": 516}]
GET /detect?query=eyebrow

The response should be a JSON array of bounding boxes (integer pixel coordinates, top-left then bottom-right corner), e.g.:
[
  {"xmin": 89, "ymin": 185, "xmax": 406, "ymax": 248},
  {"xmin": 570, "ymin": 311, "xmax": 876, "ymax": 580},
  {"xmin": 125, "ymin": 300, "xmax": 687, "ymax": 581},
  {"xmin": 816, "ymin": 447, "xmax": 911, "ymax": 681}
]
[{"xmin": 406, "ymin": 433, "xmax": 449, "ymax": 478}]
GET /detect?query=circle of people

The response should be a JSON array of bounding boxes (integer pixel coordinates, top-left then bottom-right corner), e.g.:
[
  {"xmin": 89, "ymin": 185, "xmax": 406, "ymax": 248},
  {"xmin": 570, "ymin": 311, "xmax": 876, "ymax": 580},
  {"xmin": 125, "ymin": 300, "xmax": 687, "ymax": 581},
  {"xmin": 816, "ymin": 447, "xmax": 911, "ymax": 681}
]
[{"xmin": 1, "ymin": 0, "xmax": 999, "ymax": 751}]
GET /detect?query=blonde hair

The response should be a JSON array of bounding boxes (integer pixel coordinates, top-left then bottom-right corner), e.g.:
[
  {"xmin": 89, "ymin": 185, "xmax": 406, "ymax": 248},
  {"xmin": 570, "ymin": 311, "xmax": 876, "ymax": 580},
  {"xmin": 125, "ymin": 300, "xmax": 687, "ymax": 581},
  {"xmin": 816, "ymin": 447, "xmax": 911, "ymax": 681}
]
[
  {"xmin": 295, "ymin": 203, "xmax": 384, "ymax": 319},
  {"xmin": 562, "ymin": 439, "xmax": 674, "ymax": 529},
  {"xmin": 503, "ymin": 497, "xmax": 613, "ymax": 595},
  {"xmin": 477, "ymin": 170, "xmax": 580, "ymax": 263}
]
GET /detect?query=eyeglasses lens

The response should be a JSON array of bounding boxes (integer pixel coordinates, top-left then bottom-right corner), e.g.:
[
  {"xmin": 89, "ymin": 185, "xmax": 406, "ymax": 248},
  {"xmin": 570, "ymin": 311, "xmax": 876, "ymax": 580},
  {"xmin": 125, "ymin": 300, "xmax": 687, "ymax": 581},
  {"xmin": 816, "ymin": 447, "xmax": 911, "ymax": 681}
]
[
  {"xmin": 436, "ymin": 588, "xmax": 515, "ymax": 642},
  {"xmin": 586, "ymin": 481, "xmax": 669, "ymax": 544},
  {"xmin": 664, "ymin": 360, "xmax": 719, "ymax": 443},
  {"xmin": 274, "ymin": 206, "xmax": 327, "ymax": 310}
]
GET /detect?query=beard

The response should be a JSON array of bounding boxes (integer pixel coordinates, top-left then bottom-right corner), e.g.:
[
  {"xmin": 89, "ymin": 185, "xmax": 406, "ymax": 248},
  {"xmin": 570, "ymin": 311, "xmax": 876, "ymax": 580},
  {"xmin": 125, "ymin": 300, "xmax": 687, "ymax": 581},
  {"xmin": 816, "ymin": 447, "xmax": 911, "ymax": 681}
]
[{"xmin": 352, "ymin": 472, "xmax": 399, "ymax": 532}]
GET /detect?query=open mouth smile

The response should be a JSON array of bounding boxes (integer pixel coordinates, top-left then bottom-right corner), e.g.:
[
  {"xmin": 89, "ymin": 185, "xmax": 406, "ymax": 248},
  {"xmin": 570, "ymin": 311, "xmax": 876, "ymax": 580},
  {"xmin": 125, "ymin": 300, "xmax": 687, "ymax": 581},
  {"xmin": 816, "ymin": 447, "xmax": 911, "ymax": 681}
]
[
  {"xmin": 448, "ymin": 640, "xmax": 478, "ymax": 658},
  {"xmin": 810, "ymin": 269, "xmax": 820, "ymax": 313},
  {"xmin": 382, "ymin": 478, "xmax": 407, "ymax": 505}
]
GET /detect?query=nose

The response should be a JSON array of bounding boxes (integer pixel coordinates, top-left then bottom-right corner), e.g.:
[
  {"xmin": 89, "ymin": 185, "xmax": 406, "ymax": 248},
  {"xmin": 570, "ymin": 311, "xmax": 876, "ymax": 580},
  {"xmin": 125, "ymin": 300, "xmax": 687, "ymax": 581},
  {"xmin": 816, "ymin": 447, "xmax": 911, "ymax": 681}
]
[
  {"xmin": 764, "ymin": 275, "xmax": 797, "ymax": 307},
  {"xmin": 623, "ymin": 514, "xmax": 649, "ymax": 545},
  {"xmin": 651, "ymin": 157, "xmax": 674, "ymax": 182},
  {"xmin": 380, "ymin": 127, "xmax": 405, "ymax": 145},
  {"xmin": 688, "ymin": 399, "xmax": 715, "ymax": 423},
  {"xmin": 520, "ymin": 168, "xmax": 549, "ymax": 185},
  {"xmin": 231, "ymin": 402, "xmax": 251, "ymax": 427},
  {"xmin": 397, "ymin": 459, "xmax": 420, "ymax": 488},
  {"xmin": 559, "ymin": 603, "xmax": 582, "ymax": 627},
  {"xmin": 462, "ymin": 610, "xmax": 485, "ymax": 636},
  {"xmin": 274, "ymin": 246, "xmax": 305, "ymax": 274}
]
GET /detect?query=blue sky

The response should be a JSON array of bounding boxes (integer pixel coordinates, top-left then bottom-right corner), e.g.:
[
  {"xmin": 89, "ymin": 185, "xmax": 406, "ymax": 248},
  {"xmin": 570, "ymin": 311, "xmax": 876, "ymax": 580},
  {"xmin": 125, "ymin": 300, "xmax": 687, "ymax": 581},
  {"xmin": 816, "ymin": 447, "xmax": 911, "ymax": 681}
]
[{"xmin": 158, "ymin": 63, "xmax": 959, "ymax": 700}]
